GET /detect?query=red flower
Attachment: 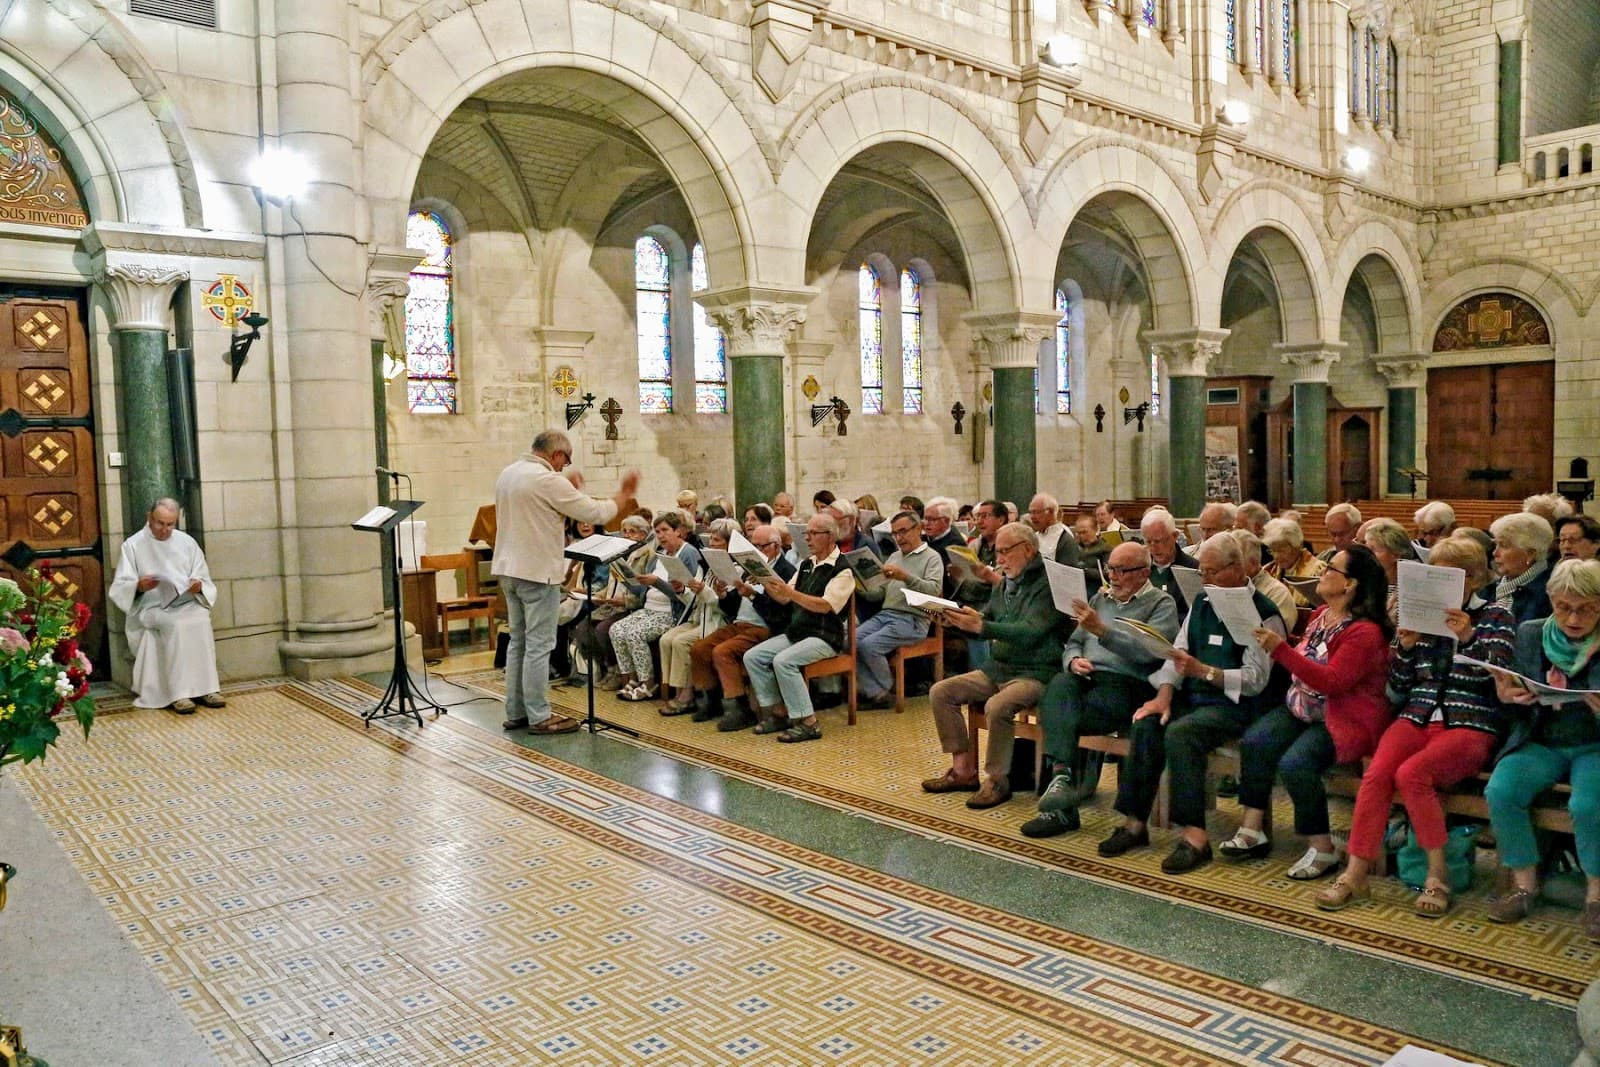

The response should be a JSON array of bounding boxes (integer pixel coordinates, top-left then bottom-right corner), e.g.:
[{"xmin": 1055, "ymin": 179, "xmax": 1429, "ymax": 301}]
[
  {"xmin": 18, "ymin": 612, "xmax": 33, "ymax": 626},
  {"xmin": 73, "ymin": 602, "xmax": 92, "ymax": 630},
  {"xmin": 38, "ymin": 562, "xmax": 53, "ymax": 578},
  {"xmin": 54, "ymin": 637, "xmax": 78, "ymax": 664}
]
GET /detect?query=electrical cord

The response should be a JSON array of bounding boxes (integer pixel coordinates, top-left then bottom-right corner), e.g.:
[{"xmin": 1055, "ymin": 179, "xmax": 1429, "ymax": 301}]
[{"xmin": 285, "ymin": 199, "xmax": 365, "ymax": 299}]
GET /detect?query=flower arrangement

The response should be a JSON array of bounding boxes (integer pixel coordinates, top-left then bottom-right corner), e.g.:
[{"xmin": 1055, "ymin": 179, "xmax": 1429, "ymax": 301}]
[{"xmin": 0, "ymin": 567, "xmax": 93, "ymax": 768}]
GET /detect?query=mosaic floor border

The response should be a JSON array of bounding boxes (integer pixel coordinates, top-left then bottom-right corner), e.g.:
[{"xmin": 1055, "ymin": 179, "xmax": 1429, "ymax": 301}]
[{"xmin": 445, "ymin": 668, "xmax": 1597, "ymax": 1004}]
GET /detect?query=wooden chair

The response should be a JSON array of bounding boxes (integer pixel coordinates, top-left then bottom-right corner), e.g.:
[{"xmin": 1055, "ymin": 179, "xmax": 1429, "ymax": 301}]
[
  {"xmin": 887, "ymin": 617, "xmax": 945, "ymax": 712},
  {"xmin": 419, "ymin": 551, "xmax": 496, "ymax": 655},
  {"xmin": 802, "ymin": 595, "xmax": 859, "ymax": 724}
]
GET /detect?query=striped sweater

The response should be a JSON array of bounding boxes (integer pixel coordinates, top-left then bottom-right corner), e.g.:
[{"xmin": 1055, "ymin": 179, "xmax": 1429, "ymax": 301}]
[{"xmin": 1388, "ymin": 599, "xmax": 1516, "ymax": 735}]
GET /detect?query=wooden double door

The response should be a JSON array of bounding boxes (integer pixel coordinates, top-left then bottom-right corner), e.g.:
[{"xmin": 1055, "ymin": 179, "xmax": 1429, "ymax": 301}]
[
  {"xmin": 0, "ymin": 289, "xmax": 105, "ymax": 673},
  {"xmin": 1426, "ymin": 362, "xmax": 1554, "ymax": 501}
]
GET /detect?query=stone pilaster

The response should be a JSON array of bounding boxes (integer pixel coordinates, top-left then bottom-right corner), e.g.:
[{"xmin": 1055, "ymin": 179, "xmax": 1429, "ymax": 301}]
[
  {"xmin": 788, "ymin": 339, "xmax": 833, "ymax": 495},
  {"xmin": 701, "ymin": 287, "xmax": 812, "ymax": 509},
  {"xmin": 966, "ymin": 311, "xmax": 1058, "ymax": 508},
  {"xmin": 1372, "ymin": 351, "xmax": 1428, "ymax": 497},
  {"xmin": 1277, "ymin": 342, "xmax": 1346, "ymax": 506},
  {"xmin": 1146, "ymin": 328, "xmax": 1228, "ymax": 516}
]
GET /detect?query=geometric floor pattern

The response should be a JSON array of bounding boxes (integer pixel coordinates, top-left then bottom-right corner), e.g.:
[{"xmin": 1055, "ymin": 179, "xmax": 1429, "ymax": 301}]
[
  {"xmin": 9, "ymin": 680, "xmax": 1485, "ymax": 1066},
  {"xmin": 454, "ymin": 668, "xmax": 1600, "ymax": 1005}
]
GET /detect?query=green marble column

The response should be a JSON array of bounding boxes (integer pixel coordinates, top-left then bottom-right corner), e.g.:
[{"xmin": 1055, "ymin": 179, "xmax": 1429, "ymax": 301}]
[
  {"xmin": 115, "ymin": 326, "xmax": 178, "ymax": 524},
  {"xmin": 992, "ymin": 366, "xmax": 1036, "ymax": 506},
  {"xmin": 1292, "ymin": 381, "xmax": 1329, "ymax": 506},
  {"xmin": 1168, "ymin": 375, "xmax": 1207, "ymax": 517},
  {"xmin": 1387, "ymin": 386, "xmax": 1417, "ymax": 496},
  {"xmin": 732, "ymin": 354, "xmax": 785, "ymax": 510},
  {"xmin": 1498, "ymin": 39, "xmax": 1522, "ymax": 167}
]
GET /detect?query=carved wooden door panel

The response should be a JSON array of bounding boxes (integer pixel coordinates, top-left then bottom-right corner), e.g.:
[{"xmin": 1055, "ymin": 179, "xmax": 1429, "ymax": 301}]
[
  {"xmin": 0, "ymin": 290, "xmax": 104, "ymax": 673},
  {"xmin": 1427, "ymin": 363, "xmax": 1554, "ymax": 501}
]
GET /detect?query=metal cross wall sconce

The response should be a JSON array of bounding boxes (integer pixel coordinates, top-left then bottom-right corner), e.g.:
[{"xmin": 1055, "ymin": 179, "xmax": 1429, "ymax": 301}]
[
  {"xmin": 566, "ymin": 391, "xmax": 595, "ymax": 429},
  {"xmin": 600, "ymin": 397, "xmax": 622, "ymax": 440},
  {"xmin": 1093, "ymin": 403, "xmax": 1105, "ymax": 433},
  {"xmin": 811, "ymin": 395, "xmax": 850, "ymax": 436},
  {"xmin": 1123, "ymin": 401, "xmax": 1150, "ymax": 433},
  {"xmin": 950, "ymin": 401, "xmax": 965, "ymax": 435},
  {"xmin": 228, "ymin": 313, "xmax": 269, "ymax": 382}
]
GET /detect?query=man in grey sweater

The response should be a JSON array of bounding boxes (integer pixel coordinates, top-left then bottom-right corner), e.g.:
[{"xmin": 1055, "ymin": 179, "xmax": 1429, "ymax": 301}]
[
  {"xmin": 1021, "ymin": 541, "xmax": 1181, "ymax": 838},
  {"xmin": 856, "ymin": 511, "xmax": 947, "ymax": 709}
]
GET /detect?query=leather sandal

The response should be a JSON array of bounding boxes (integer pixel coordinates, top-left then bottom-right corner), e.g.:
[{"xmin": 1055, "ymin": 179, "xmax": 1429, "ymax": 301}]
[
  {"xmin": 1314, "ymin": 876, "xmax": 1370, "ymax": 912},
  {"xmin": 1217, "ymin": 827, "xmax": 1271, "ymax": 860},
  {"xmin": 1413, "ymin": 878, "xmax": 1452, "ymax": 918},
  {"xmin": 752, "ymin": 716, "xmax": 788, "ymax": 735},
  {"xmin": 776, "ymin": 720, "xmax": 823, "ymax": 743}
]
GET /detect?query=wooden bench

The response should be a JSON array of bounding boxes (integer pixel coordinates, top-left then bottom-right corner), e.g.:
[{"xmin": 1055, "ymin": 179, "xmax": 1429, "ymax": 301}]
[{"xmin": 887, "ymin": 618, "xmax": 944, "ymax": 713}]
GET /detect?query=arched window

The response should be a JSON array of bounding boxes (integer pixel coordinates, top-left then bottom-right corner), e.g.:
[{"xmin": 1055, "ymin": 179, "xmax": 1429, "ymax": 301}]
[
  {"xmin": 1282, "ymin": 0, "xmax": 1295, "ymax": 87},
  {"xmin": 691, "ymin": 243, "xmax": 727, "ymax": 414},
  {"xmin": 1054, "ymin": 288, "xmax": 1072, "ymax": 415},
  {"xmin": 900, "ymin": 267, "xmax": 923, "ymax": 414},
  {"xmin": 1226, "ymin": 0, "xmax": 1238, "ymax": 62},
  {"xmin": 858, "ymin": 263, "xmax": 883, "ymax": 414},
  {"xmin": 635, "ymin": 235, "xmax": 673, "ymax": 413},
  {"xmin": 1386, "ymin": 41, "xmax": 1400, "ymax": 132},
  {"xmin": 404, "ymin": 210, "xmax": 457, "ymax": 414},
  {"xmin": 1254, "ymin": 0, "xmax": 1266, "ymax": 69},
  {"xmin": 1349, "ymin": 22, "xmax": 1359, "ymax": 115},
  {"xmin": 1149, "ymin": 349, "xmax": 1162, "ymax": 417},
  {"xmin": 1367, "ymin": 29, "xmax": 1381, "ymax": 123}
]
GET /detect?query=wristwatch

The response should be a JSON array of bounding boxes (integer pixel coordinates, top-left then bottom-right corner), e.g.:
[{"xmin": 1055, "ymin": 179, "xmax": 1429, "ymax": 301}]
[{"xmin": 1209, "ymin": 667, "xmax": 1222, "ymax": 685}]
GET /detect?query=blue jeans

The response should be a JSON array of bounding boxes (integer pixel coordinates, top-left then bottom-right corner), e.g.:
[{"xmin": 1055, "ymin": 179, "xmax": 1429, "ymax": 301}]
[
  {"xmin": 504, "ymin": 578, "xmax": 561, "ymax": 725},
  {"xmin": 744, "ymin": 634, "xmax": 837, "ymax": 720},
  {"xmin": 1486, "ymin": 741, "xmax": 1600, "ymax": 875},
  {"xmin": 854, "ymin": 609, "xmax": 929, "ymax": 699}
]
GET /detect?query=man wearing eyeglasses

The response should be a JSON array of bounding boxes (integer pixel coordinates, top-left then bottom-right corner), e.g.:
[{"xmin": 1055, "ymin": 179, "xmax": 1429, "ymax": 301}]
[
  {"xmin": 1022, "ymin": 542, "xmax": 1180, "ymax": 838},
  {"xmin": 1140, "ymin": 507, "xmax": 1198, "ymax": 617},
  {"xmin": 921, "ymin": 523, "xmax": 1074, "ymax": 810},
  {"xmin": 688, "ymin": 525, "xmax": 797, "ymax": 730},
  {"xmin": 1027, "ymin": 493, "xmax": 1083, "ymax": 568},
  {"xmin": 1097, "ymin": 535, "xmax": 1285, "ymax": 872},
  {"xmin": 855, "ymin": 512, "xmax": 947, "ymax": 710}
]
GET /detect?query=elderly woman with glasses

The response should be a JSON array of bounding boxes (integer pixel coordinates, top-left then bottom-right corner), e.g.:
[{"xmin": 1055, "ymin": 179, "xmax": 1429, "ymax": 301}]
[
  {"xmin": 1554, "ymin": 515, "xmax": 1600, "ymax": 563},
  {"xmin": 1316, "ymin": 536, "xmax": 1515, "ymax": 918},
  {"xmin": 1483, "ymin": 558, "xmax": 1600, "ymax": 940},
  {"xmin": 657, "ymin": 518, "xmax": 740, "ymax": 714},
  {"xmin": 1263, "ymin": 517, "xmax": 1327, "ymax": 607},
  {"xmin": 1489, "ymin": 512, "xmax": 1554, "ymax": 624}
]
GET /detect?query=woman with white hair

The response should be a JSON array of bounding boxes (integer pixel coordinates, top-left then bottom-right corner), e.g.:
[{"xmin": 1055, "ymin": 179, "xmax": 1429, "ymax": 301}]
[
  {"xmin": 1362, "ymin": 517, "xmax": 1413, "ymax": 624},
  {"xmin": 1484, "ymin": 558, "xmax": 1600, "ymax": 939},
  {"xmin": 1414, "ymin": 501, "xmax": 1457, "ymax": 548},
  {"xmin": 1488, "ymin": 511, "xmax": 1554, "ymax": 624},
  {"xmin": 657, "ymin": 518, "xmax": 738, "ymax": 714},
  {"xmin": 1263, "ymin": 517, "xmax": 1327, "ymax": 606}
]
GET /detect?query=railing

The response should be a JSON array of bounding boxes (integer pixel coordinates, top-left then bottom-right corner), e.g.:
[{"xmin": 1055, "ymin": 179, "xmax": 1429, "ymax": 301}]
[{"xmin": 1524, "ymin": 122, "xmax": 1600, "ymax": 186}]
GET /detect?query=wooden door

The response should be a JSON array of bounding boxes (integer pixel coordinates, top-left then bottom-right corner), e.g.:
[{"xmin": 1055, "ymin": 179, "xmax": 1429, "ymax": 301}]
[
  {"xmin": 1335, "ymin": 413, "xmax": 1374, "ymax": 501},
  {"xmin": 0, "ymin": 290, "xmax": 104, "ymax": 673},
  {"xmin": 1426, "ymin": 363, "xmax": 1554, "ymax": 500}
]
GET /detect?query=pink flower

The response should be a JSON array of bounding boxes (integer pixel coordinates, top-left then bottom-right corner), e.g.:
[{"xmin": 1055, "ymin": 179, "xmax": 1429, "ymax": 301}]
[
  {"xmin": 0, "ymin": 627, "xmax": 28, "ymax": 653},
  {"xmin": 73, "ymin": 650, "xmax": 91, "ymax": 673}
]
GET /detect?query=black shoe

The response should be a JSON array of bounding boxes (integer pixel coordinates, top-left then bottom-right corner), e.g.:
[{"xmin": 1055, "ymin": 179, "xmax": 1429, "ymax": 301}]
[
  {"xmin": 858, "ymin": 692, "xmax": 895, "ymax": 711},
  {"xmin": 1161, "ymin": 840, "xmax": 1213, "ymax": 874},
  {"xmin": 717, "ymin": 708, "xmax": 758, "ymax": 732},
  {"xmin": 690, "ymin": 694, "xmax": 719, "ymax": 722},
  {"xmin": 1216, "ymin": 774, "xmax": 1239, "ymax": 799},
  {"xmin": 1036, "ymin": 772, "xmax": 1076, "ymax": 814},
  {"xmin": 1097, "ymin": 826, "xmax": 1149, "ymax": 858},
  {"xmin": 502, "ymin": 716, "xmax": 529, "ymax": 730},
  {"xmin": 1021, "ymin": 808, "xmax": 1080, "ymax": 839}
]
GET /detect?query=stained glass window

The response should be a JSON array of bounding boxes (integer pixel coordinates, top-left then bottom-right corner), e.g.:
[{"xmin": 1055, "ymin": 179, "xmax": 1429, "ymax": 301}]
[
  {"xmin": 1282, "ymin": 0, "xmax": 1295, "ymax": 86},
  {"xmin": 1368, "ymin": 30, "xmax": 1381, "ymax": 123},
  {"xmin": 636, "ymin": 235, "xmax": 672, "ymax": 413},
  {"xmin": 691, "ymin": 243, "xmax": 727, "ymax": 414},
  {"xmin": 404, "ymin": 211, "xmax": 457, "ymax": 414},
  {"xmin": 1387, "ymin": 41, "xmax": 1400, "ymax": 133},
  {"xmin": 1253, "ymin": 0, "xmax": 1265, "ymax": 68},
  {"xmin": 1033, "ymin": 367, "xmax": 1041, "ymax": 415},
  {"xmin": 1142, "ymin": 0, "xmax": 1157, "ymax": 28},
  {"xmin": 1226, "ymin": 0, "xmax": 1237, "ymax": 62},
  {"xmin": 858, "ymin": 263, "xmax": 883, "ymax": 415},
  {"xmin": 1349, "ymin": 23, "xmax": 1359, "ymax": 114},
  {"xmin": 1054, "ymin": 288, "xmax": 1071, "ymax": 415},
  {"xmin": 1150, "ymin": 349, "xmax": 1162, "ymax": 416},
  {"xmin": 900, "ymin": 268, "xmax": 923, "ymax": 414}
]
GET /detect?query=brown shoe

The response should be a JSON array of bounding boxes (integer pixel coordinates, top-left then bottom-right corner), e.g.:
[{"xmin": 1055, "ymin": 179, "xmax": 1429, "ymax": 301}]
[
  {"xmin": 197, "ymin": 692, "xmax": 226, "ymax": 708},
  {"xmin": 920, "ymin": 770, "xmax": 980, "ymax": 794},
  {"xmin": 1314, "ymin": 876, "xmax": 1370, "ymax": 912},
  {"xmin": 1584, "ymin": 901, "xmax": 1600, "ymax": 943},
  {"xmin": 965, "ymin": 777, "xmax": 1012, "ymax": 810},
  {"xmin": 1485, "ymin": 886, "xmax": 1536, "ymax": 924},
  {"xmin": 528, "ymin": 714, "xmax": 580, "ymax": 735},
  {"xmin": 169, "ymin": 699, "xmax": 196, "ymax": 715}
]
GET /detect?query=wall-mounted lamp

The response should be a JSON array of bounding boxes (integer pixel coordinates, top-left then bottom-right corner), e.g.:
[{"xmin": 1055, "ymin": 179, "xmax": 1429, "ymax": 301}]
[
  {"xmin": 228, "ymin": 312, "xmax": 268, "ymax": 382},
  {"xmin": 810, "ymin": 395, "xmax": 851, "ymax": 436},
  {"xmin": 566, "ymin": 391, "xmax": 596, "ymax": 429},
  {"xmin": 600, "ymin": 397, "xmax": 622, "ymax": 440},
  {"xmin": 1123, "ymin": 401, "xmax": 1151, "ymax": 433},
  {"xmin": 950, "ymin": 401, "xmax": 966, "ymax": 435},
  {"xmin": 1342, "ymin": 144, "xmax": 1373, "ymax": 175},
  {"xmin": 1217, "ymin": 100, "xmax": 1251, "ymax": 128},
  {"xmin": 1093, "ymin": 403, "xmax": 1106, "ymax": 433},
  {"xmin": 250, "ymin": 147, "xmax": 309, "ymax": 201},
  {"xmin": 1038, "ymin": 35, "xmax": 1080, "ymax": 69}
]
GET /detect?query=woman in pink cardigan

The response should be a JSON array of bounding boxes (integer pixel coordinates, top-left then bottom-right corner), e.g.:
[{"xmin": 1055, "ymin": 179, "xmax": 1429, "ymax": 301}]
[{"xmin": 1218, "ymin": 545, "xmax": 1395, "ymax": 879}]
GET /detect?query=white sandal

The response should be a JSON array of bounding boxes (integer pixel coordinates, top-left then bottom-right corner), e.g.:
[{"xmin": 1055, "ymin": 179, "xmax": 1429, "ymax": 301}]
[
  {"xmin": 1217, "ymin": 827, "xmax": 1271, "ymax": 859},
  {"xmin": 1286, "ymin": 842, "xmax": 1345, "ymax": 880}
]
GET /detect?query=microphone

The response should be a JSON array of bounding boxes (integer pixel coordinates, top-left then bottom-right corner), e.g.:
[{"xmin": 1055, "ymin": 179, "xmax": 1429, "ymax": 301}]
[{"xmin": 376, "ymin": 466, "xmax": 403, "ymax": 479}]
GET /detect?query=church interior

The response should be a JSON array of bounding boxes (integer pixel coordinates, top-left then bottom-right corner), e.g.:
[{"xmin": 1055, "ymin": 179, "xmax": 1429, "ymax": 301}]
[{"xmin": 1, "ymin": 0, "xmax": 1599, "ymax": 1063}]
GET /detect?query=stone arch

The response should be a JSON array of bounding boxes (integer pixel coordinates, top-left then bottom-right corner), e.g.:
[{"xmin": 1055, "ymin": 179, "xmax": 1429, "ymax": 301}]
[
  {"xmin": 1331, "ymin": 220, "xmax": 1422, "ymax": 352},
  {"xmin": 777, "ymin": 78, "xmax": 1034, "ymax": 310},
  {"xmin": 1423, "ymin": 260, "xmax": 1581, "ymax": 351},
  {"xmin": 1210, "ymin": 181, "xmax": 1332, "ymax": 341},
  {"xmin": 0, "ymin": 0, "xmax": 200, "ymax": 226},
  {"xmin": 361, "ymin": 0, "xmax": 768, "ymax": 290},
  {"xmin": 1035, "ymin": 141, "xmax": 1203, "ymax": 329}
]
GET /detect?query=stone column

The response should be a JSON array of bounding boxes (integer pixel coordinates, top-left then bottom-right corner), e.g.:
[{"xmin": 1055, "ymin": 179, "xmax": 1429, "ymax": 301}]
[
  {"xmin": 1372, "ymin": 352, "xmax": 1428, "ymax": 497},
  {"xmin": 94, "ymin": 262, "xmax": 187, "ymax": 527},
  {"xmin": 1146, "ymin": 328, "xmax": 1228, "ymax": 517},
  {"xmin": 701, "ymin": 288, "xmax": 811, "ymax": 510},
  {"xmin": 270, "ymin": 0, "xmax": 391, "ymax": 678},
  {"xmin": 1277, "ymin": 342, "xmax": 1345, "ymax": 506},
  {"xmin": 966, "ymin": 311, "xmax": 1059, "ymax": 508}
]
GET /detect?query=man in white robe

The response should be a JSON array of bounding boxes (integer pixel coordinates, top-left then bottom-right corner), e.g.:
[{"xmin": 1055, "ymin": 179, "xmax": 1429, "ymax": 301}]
[{"xmin": 109, "ymin": 499, "xmax": 224, "ymax": 713}]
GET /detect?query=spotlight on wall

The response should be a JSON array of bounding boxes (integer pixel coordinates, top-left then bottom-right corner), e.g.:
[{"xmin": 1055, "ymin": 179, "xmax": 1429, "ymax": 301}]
[
  {"xmin": 228, "ymin": 312, "xmax": 268, "ymax": 382},
  {"xmin": 1343, "ymin": 145, "xmax": 1373, "ymax": 175},
  {"xmin": 251, "ymin": 147, "xmax": 309, "ymax": 201},
  {"xmin": 1218, "ymin": 100, "xmax": 1251, "ymax": 127},
  {"xmin": 1038, "ymin": 35, "xmax": 1081, "ymax": 69}
]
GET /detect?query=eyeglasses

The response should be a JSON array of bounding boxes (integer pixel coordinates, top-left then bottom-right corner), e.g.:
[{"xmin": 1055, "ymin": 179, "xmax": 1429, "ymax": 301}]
[
  {"xmin": 891, "ymin": 526, "xmax": 918, "ymax": 537},
  {"xmin": 994, "ymin": 542, "xmax": 1026, "ymax": 555},
  {"xmin": 1196, "ymin": 564, "xmax": 1237, "ymax": 578},
  {"xmin": 1324, "ymin": 564, "xmax": 1349, "ymax": 577},
  {"xmin": 1105, "ymin": 564, "xmax": 1149, "ymax": 576},
  {"xmin": 757, "ymin": 541, "xmax": 783, "ymax": 549},
  {"xmin": 1551, "ymin": 600, "xmax": 1600, "ymax": 621},
  {"xmin": 1558, "ymin": 535, "xmax": 1594, "ymax": 545}
]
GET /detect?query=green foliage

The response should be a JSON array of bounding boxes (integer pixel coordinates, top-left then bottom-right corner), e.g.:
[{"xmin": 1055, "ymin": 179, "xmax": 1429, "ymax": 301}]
[{"xmin": 0, "ymin": 567, "xmax": 94, "ymax": 769}]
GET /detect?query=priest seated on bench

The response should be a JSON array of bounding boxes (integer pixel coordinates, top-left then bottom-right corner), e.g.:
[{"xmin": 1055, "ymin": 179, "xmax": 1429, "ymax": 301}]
[{"xmin": 109, "ymin": 498, "xmax": 225, "ymax": 715}]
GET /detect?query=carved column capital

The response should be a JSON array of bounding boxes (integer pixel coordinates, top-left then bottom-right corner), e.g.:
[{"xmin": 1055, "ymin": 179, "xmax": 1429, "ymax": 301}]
[
  {"xmin": 699, "ymin": 285, "xmax": 815, "ymax": 356},
  {"xmin": 1371, "ymin": 351, "xmax": 1429, "ymax": 389},
  {"xmin": 95, "ymin": 263, "xmax": 188, "ymax": 331},
  {"xmin": 1144, "ymin": 327, "xmax": 1230, "ymax": 377},
  {"xmin": 964, "ymin": 310, "xmax": 1059, "ymax": 369},
  {"xmin": 1275, "ymin": 341, "xmax": 1347, "ymax": 384}
]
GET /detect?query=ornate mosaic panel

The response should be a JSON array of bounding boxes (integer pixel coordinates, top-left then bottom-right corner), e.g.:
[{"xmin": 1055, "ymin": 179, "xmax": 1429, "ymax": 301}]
[
  {"xmin": 22, "ymin": 431, "xmax": 75, "ymax": 478},
  {"xmin": 636, "ymin": 235, "xmax": 673, "ymax": 414},
  {"xmin": 0, "ymin": 94, "xmax": 88, "ymax": 228},
  {"xmin": 858, "ymin": 264, "xmax": 883, "ymax": 415},
  {"xmin": 28, "ymin": 491, "xmax": 79, "ymax": 541},
  {"xmin": 1432, "ymin": 293, "xmax": 1551, "ymax": 352},
  {"xmin": 13, "ymin": 305, "xmax": 67, "ymax": 352},
  {"xmin": 17, "ymin": 367, "xmax": 70, "ymax": 413}
]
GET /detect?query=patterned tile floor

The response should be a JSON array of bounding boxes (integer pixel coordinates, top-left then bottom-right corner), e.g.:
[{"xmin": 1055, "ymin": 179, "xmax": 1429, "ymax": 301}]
[
  {"xmin": 6, "ymin": 680, "xmax": 1484, "ymax": 1066},
  {"xmin": 444, "ymin": 667, "xmax": 1599, "ymax": 1006}
]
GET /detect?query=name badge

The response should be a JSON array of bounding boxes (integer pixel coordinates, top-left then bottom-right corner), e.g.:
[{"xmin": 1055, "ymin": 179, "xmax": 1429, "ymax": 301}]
[{"xmin": 1208, "ymin": 634, "xmax": 1225, "ymax": 646}]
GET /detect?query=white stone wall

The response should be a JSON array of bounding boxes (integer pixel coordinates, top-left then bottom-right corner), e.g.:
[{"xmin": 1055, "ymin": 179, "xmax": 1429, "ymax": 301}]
[{"xmin": 1525, "ymin": 0, "xmax": 1600, "ymax": 135}]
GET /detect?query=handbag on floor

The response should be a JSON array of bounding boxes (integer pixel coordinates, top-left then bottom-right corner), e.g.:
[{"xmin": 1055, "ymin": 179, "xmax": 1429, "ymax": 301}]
[{"xmin": 1396, "ymin": 823, "xmax": 1478, "ymax": 892}]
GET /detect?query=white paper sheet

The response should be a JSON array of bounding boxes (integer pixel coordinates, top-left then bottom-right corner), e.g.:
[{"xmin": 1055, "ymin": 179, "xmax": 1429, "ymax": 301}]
[
  {"xmin": 1397, "ymin": 559, "xmax": 1463, "ymax": 638},
  {"xmin": 1453, "ymin": 654, "xmax": 1600, "ymax": 706},
  {"xmin": 655, "ymin": 550, "xmax": 697, "ymax": 585},
  {"xmin": 1410, "ymin": 541, "xmax": 1432, "ymax": 563},
  {"xmin": 1171, "ymin": 566, "xmax": 1205, "ymax": 605},
  {"xmin": 1114, "ymin": 618, "xmax": 1176, "ymax": 660},
  {"xmin": 1201, "ymin": 584, "xmax": 1264, "ymax": 645},
  {"xmin": 1042, "ymin": 558, "xmax": 1089, "ymax": 615},
  {"xmin": 566, "ymin": 532, "xmax": 637, "ymax": 563},
  {"xmin": 903, "ymin": 589, "xmax": 959, "ymax": 613},
  {"xmin": 1379, "ymin": 1044, "xmax": 1488, "ymax": 1067},
  {"xmin": 702, "ymin": 547, "xmax": 744, "ymax": 585}
]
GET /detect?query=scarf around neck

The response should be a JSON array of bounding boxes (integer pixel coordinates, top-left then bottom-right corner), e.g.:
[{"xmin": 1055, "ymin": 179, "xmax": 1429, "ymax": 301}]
[
  {"xmin": 1541, "ymin": 615, "xmax": 1600, "ymax": 679},
  {"xmin": 1495, "ymin": 557, "xmax": 1547, "ymax": 609}
]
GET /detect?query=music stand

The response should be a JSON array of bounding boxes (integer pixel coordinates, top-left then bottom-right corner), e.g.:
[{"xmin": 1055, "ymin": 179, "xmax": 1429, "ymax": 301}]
[
  {"xmin": 352, "ymin": 499, "xmax": 446, "ymax": 727},
  {"xmin": 563, "ymin": 533, "xmax": 643, "ymax": 737}
]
